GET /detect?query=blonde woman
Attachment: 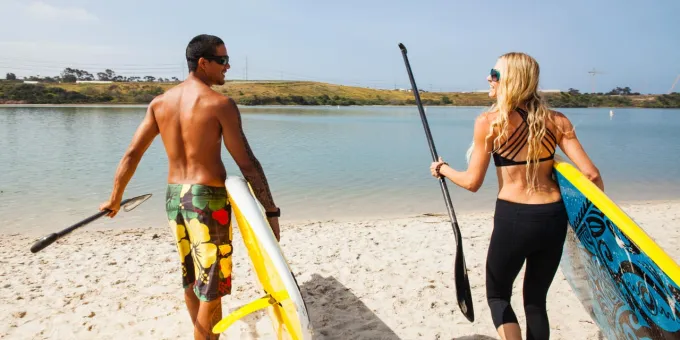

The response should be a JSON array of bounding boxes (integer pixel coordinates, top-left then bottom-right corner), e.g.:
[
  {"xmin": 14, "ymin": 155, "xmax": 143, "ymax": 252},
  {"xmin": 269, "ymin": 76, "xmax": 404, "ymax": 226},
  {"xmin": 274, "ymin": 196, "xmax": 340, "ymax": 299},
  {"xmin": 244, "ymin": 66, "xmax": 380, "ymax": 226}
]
[{"xmin": 429, "ymin": 53, "xmax": 603, "ymax": 340}]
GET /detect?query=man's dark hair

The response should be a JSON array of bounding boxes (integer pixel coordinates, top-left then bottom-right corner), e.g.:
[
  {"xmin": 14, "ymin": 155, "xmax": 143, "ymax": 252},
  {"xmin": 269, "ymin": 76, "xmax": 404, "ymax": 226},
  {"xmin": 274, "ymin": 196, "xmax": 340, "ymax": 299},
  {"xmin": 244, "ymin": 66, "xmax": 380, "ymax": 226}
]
[{"xmin": 186, "ymin": 34, "xmax": 225, "ymax": 72}]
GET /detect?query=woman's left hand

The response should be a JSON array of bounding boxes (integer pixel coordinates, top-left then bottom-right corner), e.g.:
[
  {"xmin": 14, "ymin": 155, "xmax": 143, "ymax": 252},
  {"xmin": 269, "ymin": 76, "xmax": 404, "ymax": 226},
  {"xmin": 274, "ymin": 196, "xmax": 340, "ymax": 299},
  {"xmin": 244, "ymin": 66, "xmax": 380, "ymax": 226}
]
[{"xmin": 430, "ymin": 157, "xmax": 447, "ymax": 178}]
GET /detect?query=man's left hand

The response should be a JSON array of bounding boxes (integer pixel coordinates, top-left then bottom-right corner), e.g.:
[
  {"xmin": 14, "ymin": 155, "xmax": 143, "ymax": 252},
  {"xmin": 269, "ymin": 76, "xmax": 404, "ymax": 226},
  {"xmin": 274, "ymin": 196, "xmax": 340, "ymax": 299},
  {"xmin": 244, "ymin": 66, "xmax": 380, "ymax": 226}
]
[{"xmin": 267, "ymin": 216, "xmax": 280, "ymax": 241}]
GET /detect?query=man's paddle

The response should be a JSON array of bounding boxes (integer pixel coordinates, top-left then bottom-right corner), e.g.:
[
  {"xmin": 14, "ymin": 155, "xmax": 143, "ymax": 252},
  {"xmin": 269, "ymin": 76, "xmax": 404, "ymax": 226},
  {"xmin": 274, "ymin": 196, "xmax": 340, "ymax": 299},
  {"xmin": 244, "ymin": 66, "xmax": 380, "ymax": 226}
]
[
  {"xmin": 398, "ymin": 43, "xmax": 474, "ymax": 322},
  {"xmin": 30, "ymin": 193, "xmax": 153, "ymax": 253}
]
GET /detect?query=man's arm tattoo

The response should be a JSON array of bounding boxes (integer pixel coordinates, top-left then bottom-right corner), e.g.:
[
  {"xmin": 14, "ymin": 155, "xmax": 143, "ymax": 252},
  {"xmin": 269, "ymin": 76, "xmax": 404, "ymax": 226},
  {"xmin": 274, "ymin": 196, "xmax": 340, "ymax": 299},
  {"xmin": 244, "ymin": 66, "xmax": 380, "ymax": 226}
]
[{"xmin": 238, "ymin": 116, "xmax": 277, "ymax": 210}]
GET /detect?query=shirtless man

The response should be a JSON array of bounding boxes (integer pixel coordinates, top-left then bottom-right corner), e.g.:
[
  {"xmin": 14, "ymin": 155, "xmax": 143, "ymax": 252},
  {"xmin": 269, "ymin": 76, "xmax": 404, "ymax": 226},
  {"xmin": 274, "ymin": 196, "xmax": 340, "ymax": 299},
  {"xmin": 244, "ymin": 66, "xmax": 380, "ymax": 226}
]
[{"xmin": 99, "ymin": 34, "xmax": 280, "ymax": 339}]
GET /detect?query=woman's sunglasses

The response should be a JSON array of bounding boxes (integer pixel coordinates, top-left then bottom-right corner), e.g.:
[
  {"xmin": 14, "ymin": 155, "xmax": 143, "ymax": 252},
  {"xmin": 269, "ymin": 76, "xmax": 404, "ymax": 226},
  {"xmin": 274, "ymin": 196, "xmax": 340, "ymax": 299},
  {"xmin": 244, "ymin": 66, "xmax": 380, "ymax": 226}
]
[{"xmin": 490, "ymin": 68, "xmax": 500, "ymax": 82}]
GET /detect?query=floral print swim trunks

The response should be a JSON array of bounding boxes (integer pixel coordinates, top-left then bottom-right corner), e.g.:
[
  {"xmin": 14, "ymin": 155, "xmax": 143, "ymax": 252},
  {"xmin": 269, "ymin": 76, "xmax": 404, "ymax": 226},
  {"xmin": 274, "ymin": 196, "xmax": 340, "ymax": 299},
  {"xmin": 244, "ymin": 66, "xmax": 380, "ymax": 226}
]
[{"xmin": 166, "ymin": 184, "xmax": 233, "ymax": 301}]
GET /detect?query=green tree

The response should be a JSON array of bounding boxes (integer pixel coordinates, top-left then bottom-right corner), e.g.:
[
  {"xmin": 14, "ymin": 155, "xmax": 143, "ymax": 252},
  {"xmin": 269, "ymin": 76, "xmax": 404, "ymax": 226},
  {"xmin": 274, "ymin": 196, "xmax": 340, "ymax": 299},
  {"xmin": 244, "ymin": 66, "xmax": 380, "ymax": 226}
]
[
  {"xmin": 6, "ymin": 73, "xmax": 16, "ymax": 80},
  {"xmin": 61, "ymin": 68, "xmax": 94, "ymax": 81},
  {"xmin": 62, "ymin": 74, "xmax": 77, "ymax": 83},
  {"xmin": 97, "ymin": 69, "xmax": 116, "ymax": 81}
]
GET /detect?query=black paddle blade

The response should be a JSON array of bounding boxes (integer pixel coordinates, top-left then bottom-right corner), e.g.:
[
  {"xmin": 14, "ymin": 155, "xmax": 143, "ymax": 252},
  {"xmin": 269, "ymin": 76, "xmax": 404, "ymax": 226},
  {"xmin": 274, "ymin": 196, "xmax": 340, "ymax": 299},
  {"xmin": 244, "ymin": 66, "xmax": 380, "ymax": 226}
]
[
  {"xmin": 397, "ymin": 42, "xmax": 475, "ymax": 322},
  {"xmin": 454, "ymin": 232, "xmax": 475, "ymax": 321}
]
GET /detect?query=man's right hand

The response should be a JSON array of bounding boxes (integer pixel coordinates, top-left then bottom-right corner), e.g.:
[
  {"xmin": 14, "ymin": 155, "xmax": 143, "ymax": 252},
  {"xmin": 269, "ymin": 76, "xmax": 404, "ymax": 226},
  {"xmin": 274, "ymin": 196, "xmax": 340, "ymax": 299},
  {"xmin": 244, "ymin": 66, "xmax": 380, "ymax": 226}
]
[
  {"xmin": 267, "ymin": 217, "xmax": 280, "ymax": 241},
  {"xmin": 99, "ymin": 199, "xmax": 121, "ymax": 218}
]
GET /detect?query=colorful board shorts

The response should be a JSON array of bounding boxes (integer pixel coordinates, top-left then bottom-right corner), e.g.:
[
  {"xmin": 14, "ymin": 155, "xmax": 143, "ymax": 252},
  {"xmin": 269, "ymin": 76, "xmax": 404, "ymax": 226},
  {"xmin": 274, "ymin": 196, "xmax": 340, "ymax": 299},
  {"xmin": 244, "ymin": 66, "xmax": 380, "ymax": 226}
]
[{"xmin": 166, "ymin": 184, "xmax": 233, "ymax": 301}]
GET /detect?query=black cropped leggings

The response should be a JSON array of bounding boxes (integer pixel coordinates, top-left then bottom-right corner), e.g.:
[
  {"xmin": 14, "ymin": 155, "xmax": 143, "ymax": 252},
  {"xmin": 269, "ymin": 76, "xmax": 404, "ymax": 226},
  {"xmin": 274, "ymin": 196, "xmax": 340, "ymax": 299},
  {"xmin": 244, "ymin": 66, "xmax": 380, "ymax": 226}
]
[{"xmin": 486, "ymin": 199, "xmax": 568, "ymax": 340}]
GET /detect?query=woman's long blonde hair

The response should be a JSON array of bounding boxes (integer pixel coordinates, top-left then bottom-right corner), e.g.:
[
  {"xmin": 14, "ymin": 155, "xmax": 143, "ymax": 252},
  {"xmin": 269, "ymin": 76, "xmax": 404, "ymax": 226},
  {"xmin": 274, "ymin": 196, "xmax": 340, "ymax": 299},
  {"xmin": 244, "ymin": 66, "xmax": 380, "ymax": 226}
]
[{"xmin": 487, "ymin": 52, "xmax": 555, "ymax": 193}]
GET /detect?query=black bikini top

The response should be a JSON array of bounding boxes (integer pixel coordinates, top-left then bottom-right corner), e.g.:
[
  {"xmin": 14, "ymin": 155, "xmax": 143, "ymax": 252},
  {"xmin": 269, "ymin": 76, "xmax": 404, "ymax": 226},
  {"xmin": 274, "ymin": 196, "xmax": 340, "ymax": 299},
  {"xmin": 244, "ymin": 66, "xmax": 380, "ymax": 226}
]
[{"xmin": 491, "ymin": 108, "xmax": 557, "ymax": 167}]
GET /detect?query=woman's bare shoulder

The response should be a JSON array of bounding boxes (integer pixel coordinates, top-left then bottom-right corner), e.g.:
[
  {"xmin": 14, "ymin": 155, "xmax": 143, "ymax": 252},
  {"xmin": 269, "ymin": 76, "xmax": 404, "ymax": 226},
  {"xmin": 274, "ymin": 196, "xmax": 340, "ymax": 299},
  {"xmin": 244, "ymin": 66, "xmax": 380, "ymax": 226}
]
[
  {"xmin": 478, "ymin": 110, "xmax": 499, "ymax": 123},
  {"xmin": 548, "ymin": 109, "xmax": 576, "ymax": 139}
]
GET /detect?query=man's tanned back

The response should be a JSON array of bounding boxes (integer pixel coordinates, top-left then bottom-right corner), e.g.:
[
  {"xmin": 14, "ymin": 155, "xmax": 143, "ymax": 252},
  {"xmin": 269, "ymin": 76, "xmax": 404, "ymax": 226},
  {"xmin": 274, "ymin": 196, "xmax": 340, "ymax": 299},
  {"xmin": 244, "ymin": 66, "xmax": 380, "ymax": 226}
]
[{"xmin": 153, "ymin": 83, "xmax": 229, "ymax": 187}]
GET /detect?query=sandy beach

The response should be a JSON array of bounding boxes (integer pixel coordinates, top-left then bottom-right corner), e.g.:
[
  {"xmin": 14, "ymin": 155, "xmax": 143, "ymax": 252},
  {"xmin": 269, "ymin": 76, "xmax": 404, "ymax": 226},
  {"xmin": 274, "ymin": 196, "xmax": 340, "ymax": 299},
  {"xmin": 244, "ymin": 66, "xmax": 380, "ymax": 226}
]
[{"xmin": 1, "ymin": 200, "xmax": 678, "ymax": 340}]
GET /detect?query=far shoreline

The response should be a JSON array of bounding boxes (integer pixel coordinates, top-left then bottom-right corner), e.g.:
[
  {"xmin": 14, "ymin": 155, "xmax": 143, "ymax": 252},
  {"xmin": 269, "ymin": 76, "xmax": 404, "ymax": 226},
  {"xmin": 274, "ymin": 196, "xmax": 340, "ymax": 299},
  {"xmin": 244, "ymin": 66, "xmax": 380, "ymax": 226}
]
[
  {"xmin": 1, "ymin": 103, "xmax": 676, "ymax": 110},
  {"xmin": 2, "ymin": 80, "xmax": 679, "ymax": 108}
]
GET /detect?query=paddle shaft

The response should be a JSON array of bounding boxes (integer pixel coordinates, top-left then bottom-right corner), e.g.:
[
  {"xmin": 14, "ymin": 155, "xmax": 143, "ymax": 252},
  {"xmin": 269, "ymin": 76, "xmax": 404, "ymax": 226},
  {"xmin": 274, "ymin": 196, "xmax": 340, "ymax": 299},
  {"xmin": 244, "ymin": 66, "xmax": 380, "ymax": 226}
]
[
  {"xmin": 398, "ymin": 46, "xmax": 459, "ymax": 226},
  {"xmin": 398, "ymin": 43, "xmax": 474, "ymax": 322},
  {"xmin": 30, "ymin": 196, "xmax": 135, "ymax": 253}
]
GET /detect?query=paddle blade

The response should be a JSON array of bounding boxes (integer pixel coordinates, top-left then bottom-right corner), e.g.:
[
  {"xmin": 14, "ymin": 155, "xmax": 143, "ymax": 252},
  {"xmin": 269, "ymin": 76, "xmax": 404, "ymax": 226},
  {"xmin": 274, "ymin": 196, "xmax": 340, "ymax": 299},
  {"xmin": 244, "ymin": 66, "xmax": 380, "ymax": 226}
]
[
  {"xmin": 454, "ymin": 244, "xmax": 475, "ymax": 322},
  {"xmin": 30, "ymin": 233, "xmax": 59, "ymax": 253},
  {"xmin": 122, "ymin": 193, "xmax": 152, "ymax": 212}
]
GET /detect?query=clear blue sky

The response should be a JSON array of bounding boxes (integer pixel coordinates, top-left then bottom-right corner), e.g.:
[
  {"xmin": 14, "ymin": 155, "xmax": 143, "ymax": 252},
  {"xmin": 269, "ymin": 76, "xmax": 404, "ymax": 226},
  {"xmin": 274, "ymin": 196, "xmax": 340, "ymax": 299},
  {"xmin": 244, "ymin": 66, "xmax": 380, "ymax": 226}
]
[{"xmin": 0, "ymin": 0, "xmax": 678, "ymax": 93}]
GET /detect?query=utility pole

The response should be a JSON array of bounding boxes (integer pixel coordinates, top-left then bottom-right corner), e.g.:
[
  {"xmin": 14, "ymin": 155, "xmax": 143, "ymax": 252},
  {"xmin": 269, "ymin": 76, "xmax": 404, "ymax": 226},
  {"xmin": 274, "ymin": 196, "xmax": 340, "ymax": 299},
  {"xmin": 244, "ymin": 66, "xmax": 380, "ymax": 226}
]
[
  {"xmin": 588, "ymin": 68, "xmax": 605, "ymax": 93},
  {"xmin": 245, "ymin": 56, "xmax": 248, "ymax": 81}
]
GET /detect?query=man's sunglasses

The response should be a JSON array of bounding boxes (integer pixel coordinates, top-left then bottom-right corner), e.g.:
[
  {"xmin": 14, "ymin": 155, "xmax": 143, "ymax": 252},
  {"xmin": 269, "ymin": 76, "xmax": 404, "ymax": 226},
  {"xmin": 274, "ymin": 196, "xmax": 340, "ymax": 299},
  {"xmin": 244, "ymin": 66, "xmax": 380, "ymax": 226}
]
[
  {"xmin": 204, "ymin": 55, "xmax": 230, "ymax": 65},
  {"xmin": 490, "ymin": 68, "xmax": 500, "ymax": 82}
]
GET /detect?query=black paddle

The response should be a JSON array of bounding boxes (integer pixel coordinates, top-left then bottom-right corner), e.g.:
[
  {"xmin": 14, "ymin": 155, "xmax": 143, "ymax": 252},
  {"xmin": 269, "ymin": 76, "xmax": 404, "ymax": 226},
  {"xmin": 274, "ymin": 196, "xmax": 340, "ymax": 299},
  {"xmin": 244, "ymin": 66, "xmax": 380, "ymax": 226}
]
[
  {"xmin": 30, "ymin": 193, "xmax": 153, "ymax": 253},
  {"xmin": 398, "ymin": 43, "xmax": 474, "ymax": 322}
]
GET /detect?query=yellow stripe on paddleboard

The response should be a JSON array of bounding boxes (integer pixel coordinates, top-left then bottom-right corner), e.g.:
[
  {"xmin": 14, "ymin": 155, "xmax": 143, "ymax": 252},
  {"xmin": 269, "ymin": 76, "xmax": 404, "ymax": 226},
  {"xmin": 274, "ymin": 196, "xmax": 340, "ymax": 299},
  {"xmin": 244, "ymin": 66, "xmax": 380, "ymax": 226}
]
[
  {"xmin": 212, "ymin": 177, "xmax": 311, "ymax": 339},
  {"xmin": 231, "ymin": 194, "xmax": 305, "ymax": 339},
  {"xmin": 555, "ymin": 161, "xmax": 680, "ymax": 286},
  {"xmin": 213, "ymin": 294, "xmax": 275, "ymax": 334}
]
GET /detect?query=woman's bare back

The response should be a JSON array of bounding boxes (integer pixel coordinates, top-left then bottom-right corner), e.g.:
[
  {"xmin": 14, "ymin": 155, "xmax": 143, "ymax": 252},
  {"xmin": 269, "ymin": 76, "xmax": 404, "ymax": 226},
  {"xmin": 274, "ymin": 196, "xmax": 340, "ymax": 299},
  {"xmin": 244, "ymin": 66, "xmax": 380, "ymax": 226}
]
[{"xmin": 486, "ymin": 109, "xmax": 565, "ymax": 204}]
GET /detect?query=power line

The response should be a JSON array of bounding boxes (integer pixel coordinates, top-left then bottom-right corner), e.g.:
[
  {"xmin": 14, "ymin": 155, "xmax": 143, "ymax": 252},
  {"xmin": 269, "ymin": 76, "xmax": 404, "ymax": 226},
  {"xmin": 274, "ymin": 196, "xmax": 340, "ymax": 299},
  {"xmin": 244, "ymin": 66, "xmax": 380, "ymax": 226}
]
[
  {"xmin": 0, "ymin": 58, "xmax": 471, "ymax": 91},
  {"xmin": 0, "ymin": 57, "xmax": 181, "ymax": 67}
]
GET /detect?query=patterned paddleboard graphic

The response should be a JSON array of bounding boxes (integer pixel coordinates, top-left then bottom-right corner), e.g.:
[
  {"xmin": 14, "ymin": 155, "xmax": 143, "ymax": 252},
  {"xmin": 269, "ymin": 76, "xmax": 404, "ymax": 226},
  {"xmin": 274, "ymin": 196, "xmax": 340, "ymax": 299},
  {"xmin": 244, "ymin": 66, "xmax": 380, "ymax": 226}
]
[{"xmin": 555, "ymin": 165, "xmax": 680, "ymax": 340}]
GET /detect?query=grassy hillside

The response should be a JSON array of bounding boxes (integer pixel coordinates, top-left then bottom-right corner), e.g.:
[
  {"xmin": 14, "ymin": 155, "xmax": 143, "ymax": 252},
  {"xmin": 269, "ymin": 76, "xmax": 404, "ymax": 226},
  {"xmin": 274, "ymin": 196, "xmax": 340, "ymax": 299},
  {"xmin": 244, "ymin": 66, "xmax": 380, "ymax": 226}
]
[
  {"xmin": 213, "ymin": 81, "xmax": 495, "ymax": 106},
  {"xmin": 1, "ymin": 80, "xmax": 679, "ymax": 108}
]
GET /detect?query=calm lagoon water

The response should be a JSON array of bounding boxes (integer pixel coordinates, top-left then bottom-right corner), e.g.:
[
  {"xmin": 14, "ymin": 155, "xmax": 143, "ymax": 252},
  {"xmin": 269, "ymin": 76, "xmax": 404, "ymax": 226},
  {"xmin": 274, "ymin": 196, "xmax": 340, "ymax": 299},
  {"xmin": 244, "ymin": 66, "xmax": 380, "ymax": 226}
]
[{"xmin": 1, "ymin": 105, "xmax": 679, "ymax": 234}]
